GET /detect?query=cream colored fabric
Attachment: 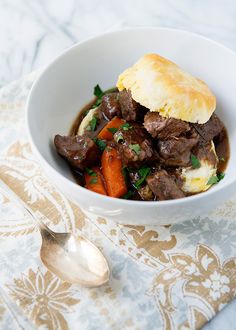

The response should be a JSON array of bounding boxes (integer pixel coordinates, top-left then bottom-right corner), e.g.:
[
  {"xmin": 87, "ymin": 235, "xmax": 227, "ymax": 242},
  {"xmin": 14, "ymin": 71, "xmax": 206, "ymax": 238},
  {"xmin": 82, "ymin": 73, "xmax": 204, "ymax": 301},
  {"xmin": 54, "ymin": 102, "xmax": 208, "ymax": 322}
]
[
  {"xmin": 117, "ymin": 54, "xmax": 216, "ymax": 123},
  {"xmin": 0, "ymin": 73, "xmax": 236, "ymax": 330}
]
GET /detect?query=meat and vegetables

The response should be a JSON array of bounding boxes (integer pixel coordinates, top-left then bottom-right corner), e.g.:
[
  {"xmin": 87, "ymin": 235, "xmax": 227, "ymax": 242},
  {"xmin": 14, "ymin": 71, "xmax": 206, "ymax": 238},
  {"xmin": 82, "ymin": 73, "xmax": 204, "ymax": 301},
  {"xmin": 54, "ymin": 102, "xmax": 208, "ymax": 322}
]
[
  {"xmin": 144, "ymin": 112, "xmax": 190, "ymax": 139},
  {"xmin": 146, "ymin": 170, "xmax": 185, "ymax": 201},
  {"xmin": 114, "ymin": 123, "xmax": 154, "ymax": 166},
  {"xmin": 54, "ymin": 84, "xmax": 229, "ymax": 201}
]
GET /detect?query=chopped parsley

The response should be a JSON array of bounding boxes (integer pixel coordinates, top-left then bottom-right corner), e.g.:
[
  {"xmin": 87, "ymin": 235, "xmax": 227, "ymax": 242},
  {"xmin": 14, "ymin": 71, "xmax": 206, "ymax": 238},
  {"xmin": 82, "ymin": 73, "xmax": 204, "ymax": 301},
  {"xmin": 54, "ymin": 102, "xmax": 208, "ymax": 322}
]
[
  {"xmin": 190, "ymin": 154, "xmax": 201, "ymax": 169},
  {"xmin": 122, "ymin": 166, "xmax": 128, "ymax": 183},
  {"xmin": 121, "ymin": 123, "xmax": 132, "ymax": 131},
  {"xmin": 85, "ymin": 168, "xmax": 96, "ymax": 176},
  {"xmin": 93, "ymin": 138, "xmax": 107, "ymax": 151},
  {"xmin": 85, "ymin": 168, "xmax": 98, "ymax": 184},
  {"xmin": 129, "ymin": 144, "xmax": 141, "ymax": 155},
  {"xmin": 121, "ymin": 190, "xmax": 134, "ymax": 199},
  {"xmin": 219, "ymin": 157, "xmax": 225, "ymax": 162},
  {"xmin": 84, "ymin": 109, "xmax": 90, "ymax": 116},
  {"xmin": 93, "ymin": 84, "xmax": 105, "ymax": 108},
  {"xmin": 207, "ymin": 172, "xmax": 225, "ymax": 185},
  {"xmin": 89, "ymin": 178, "xmax": 98, "ymax": 184},
  {"xmin": 207, "ymin": 176, "xmax": 218, "ymax": 185},
  {"xmin": 104, "ymin": 87, "xmax": 117, "ymax": 94},
  {"xmin": 86, "ymin": 116, "xmax": 97, "ymax": 131},
  {"xmin": 218, "ymin": 172, "xmax": 225, "ymax": 181},
  {"xmin": 92, "ymin": 85, "xmax": 118, "ymax": 108},
  {"xmin": 94, "ymin": 84, "xmax": 104, "ymax": 98},
  {"xmin": 134, "ymin": 167, "xmax": 151, "ymax": 189},
  {"xmin": 107, "ymin": 127, "xmax": 118, "ymax": 134},
  {"xmin": 115, "ymin": 133, "xmax": 124, "ymax": 143}
]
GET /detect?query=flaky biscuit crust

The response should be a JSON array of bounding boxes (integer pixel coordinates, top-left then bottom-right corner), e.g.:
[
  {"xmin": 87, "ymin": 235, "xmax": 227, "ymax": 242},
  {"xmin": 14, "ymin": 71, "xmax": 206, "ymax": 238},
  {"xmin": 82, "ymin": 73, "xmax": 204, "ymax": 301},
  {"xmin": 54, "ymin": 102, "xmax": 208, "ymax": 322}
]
[{"xmin": 117, "ymin": 54, "xmax": 216, "ymax": 124}]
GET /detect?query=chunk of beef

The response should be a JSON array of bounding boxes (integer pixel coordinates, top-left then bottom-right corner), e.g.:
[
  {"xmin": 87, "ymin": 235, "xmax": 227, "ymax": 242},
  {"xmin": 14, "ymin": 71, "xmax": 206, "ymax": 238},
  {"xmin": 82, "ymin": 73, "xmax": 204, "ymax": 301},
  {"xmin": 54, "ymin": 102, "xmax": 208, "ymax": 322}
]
[
  {"xmin": 114, "ymin": 123, "xmax": 154, "ymax": 166},
  {"xmin": 193, "ymin": 114, "xmax": 224, "ymax": 144},
  {"xmin": 192, "ymin": 141, "xmax": 218, "ymax": 167},
  {"xmin": 54, "ymin": 134, "xmax": 100, "ymax": 170},
  {"xmin": 100, "ymin": 93, "xmax": 121, "ymax": 120},
  {"xmin": 144, "ymin": 112, "xmax": 190, "ymax": 139},
  {"xmin": 146, "ymin": 170, "xmax": 185, "ymax": 200},
  {"xmin": 119, "ymin": 90, "xmax": 140, "ymax": 121},
  {"xmin": 157, "ymin": 136, "xmax": 199, "ymax": 166}
]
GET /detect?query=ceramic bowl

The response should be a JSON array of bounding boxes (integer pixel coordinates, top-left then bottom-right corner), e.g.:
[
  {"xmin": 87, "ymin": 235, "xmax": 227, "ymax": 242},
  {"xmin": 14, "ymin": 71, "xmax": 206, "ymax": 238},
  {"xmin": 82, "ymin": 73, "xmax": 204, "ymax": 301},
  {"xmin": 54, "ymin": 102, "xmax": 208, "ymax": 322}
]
[{"xmin": 26, "ymin": 27, "xmax": 236, "ymax": 225}]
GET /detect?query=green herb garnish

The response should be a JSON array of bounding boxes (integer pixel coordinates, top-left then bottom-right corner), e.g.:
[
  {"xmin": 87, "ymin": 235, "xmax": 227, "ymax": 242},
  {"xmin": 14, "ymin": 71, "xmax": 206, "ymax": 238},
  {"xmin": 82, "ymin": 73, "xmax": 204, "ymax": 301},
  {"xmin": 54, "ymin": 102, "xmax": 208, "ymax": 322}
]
[
  {"xmin": 219, "ymin": 157, "xmax": 225, "ymax": 162},
  {"xmin": 107, "ymin": 127, "xmax": 118, "ymax": 134},
  {"xmin": 93, "ymin": 138, "xmax": 107, "ymax": 151},
  {"xmin": 84, "ymin": 109, "xmax": 90, "ymax": 116},
  {"xmin": 122, "ymin": 166, "xmax": 128, "ymax": 183},
  {"xmin": 207, "ymin": 176, "xmax": 219, "ymax": 185},
  {"xmin": 105, "ymin": 87, "xmax": 118, "ymax": 94},
  {"xmin": 93, "ymin": 84, "xmax": 105, "ymax": 108},
  {"xmin": 90, "ymin": 178, "xmax": 98, "ymax": 184},
  {"xmin": 92, "ymin": 85, "xmax": 118, "ymax": 108},
  {"xmin": 207, "ymin": 172, "xmax": 225, "ymax": 185},
  {"xmin": 86, "ymin": 116, "xmax": 97, "ymax": 131},
  {"xmin": 190, "ymin": 154, "xmax": 201, "ymax": 169},
  {"xmin": 122, "ymin": 190, "xmax": 134, "ymax": 199},
  {"xmin": 129, "ymin": 144, "xmax": 141, "ymax": 155},
  {"xmin": 94, "ymin": 84, "xmax": 104, "ymax": 98},
  {"xmin": 121, "ymin": 123, "xmax": 132, "ymax": 131},
  {"xmin": 85, "ymin": 168, "xmax": 96, "ymax": 176},
  {"xmin": 116, "ymin": 133, "xmax": 124, "ymax": 143},
  {"xmin": 134, "ymin": 167, "xmax": 151, "ymax": 189},
  {"xmin": 217, "ymin": 172, "xmax": 225, "ymax": 181}
]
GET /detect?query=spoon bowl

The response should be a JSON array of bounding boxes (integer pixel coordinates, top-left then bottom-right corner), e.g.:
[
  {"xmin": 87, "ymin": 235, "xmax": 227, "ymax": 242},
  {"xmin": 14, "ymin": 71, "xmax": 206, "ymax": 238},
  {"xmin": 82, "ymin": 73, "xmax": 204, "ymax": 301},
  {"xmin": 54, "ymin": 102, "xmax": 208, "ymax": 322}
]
[
  {"xmin": 40, "ymin": 227, "xmax": 109, "ymax": 287},
  {"xmin": 0, "ymin": 180, "xmax": 110, "ymax": 287}
]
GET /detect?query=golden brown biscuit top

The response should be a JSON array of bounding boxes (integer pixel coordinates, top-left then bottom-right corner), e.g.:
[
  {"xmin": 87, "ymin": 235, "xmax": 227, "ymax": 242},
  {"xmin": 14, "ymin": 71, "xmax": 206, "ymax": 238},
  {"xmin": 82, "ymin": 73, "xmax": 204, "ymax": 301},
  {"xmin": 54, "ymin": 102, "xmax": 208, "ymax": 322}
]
[{"xmin": 117, "ymin": 54, "xmax": 216, "ymax": 124}]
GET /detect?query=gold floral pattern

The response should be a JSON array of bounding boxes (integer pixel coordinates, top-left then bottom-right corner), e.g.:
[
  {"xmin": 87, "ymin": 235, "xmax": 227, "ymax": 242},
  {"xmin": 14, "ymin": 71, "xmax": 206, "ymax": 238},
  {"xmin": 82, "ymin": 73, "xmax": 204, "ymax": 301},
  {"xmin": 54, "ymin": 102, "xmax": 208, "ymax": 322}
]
[
  {"xmin": 90, "ymin": 219, "xmax": 177, "ymax": 268},
  {"xmin": 124, "ymin": 225, "xmax": 177, "ymax": 263},
  {"xmin": 0, "ymin": 140, "xmax": 85, "ymax": 237},
  {"xmin": 7, "ymin": 268, "xmax": 80, "ymax": 330},
  {"xmin": 0, "ymin": 300, "xmax": 5, "ymax": 321},
  {"xmin": 1, "ymin": 74, "xmax": 236, "ymax": 329},
  {"xmin": 148, "ymin": 244, "xmax": 236, "ymax": 329}
]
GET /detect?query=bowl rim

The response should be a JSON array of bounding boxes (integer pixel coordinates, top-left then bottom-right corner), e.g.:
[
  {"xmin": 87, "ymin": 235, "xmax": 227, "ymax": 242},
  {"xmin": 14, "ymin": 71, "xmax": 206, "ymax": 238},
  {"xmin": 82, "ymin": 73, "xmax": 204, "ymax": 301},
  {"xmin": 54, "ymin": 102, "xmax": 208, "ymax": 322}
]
[{"xmin": 26, "ymin": 26, "xmax": 236, "ymax": 208}]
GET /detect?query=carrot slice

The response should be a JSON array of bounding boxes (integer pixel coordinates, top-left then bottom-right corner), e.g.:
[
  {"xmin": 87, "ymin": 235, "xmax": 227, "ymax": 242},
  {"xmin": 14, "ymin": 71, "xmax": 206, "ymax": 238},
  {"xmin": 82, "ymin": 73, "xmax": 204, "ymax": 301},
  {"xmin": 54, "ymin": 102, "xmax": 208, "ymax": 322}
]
[
  {"xmin": 101, "ymin": 147, "xmax": 127, "ymax": 198},
  {"xmin": 98, "ymin": 117, "xmax": 125, "ymax": 140},
  {"xmin": 85, "ymin": 167, "xmax": 107, "ymax": 195}
]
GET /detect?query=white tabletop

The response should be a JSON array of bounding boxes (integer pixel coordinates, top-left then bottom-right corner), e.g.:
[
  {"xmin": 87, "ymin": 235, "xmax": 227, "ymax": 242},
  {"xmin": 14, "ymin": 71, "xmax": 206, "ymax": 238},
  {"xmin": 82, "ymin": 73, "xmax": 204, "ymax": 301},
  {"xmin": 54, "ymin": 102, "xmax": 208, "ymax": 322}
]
[
  {"xmin": 0, "ymin": 0, "xmax": 235, "ymax": 328},
  {"xmin": 0, "ymin": 0, "xmax": 235, "ymax": 87}
]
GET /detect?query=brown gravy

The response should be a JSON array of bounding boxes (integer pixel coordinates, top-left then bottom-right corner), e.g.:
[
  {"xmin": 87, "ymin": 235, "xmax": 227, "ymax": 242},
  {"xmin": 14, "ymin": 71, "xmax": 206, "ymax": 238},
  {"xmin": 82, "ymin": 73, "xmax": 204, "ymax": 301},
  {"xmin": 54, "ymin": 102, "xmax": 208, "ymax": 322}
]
[
  {"xmin": 214, "ymin": 128, "xmax": 230, "ymax": 173},
  {"xmin": 70, "ymin": 98, "xmax": 97, "ymax": 136},
  {"xmin": 70, "ymin": 98, "xmax": 109, "ymax": 140}
]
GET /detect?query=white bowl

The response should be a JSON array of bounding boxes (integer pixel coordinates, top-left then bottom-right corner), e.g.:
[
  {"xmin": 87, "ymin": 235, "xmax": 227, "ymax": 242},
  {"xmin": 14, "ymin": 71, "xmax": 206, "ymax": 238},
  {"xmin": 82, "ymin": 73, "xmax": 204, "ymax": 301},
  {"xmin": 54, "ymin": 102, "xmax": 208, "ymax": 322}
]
[{"xmin": 27, "ymin": 27, "xmax": 236, "ymax": 225}]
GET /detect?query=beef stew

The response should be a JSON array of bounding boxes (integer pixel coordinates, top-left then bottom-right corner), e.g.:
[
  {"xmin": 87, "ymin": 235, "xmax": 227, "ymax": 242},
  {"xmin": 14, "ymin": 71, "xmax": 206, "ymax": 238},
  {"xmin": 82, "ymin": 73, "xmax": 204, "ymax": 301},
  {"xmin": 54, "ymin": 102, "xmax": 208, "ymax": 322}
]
[{"xmin": 54, "ymin": 85, "xmax": 229, "ymax": 201}]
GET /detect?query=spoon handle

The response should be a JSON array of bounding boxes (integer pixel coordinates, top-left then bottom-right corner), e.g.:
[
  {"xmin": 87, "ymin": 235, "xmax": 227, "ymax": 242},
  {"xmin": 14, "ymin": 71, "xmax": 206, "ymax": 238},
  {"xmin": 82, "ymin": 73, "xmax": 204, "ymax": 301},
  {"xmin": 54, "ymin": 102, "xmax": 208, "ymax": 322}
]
[{"xmin": 0, "ymin": 179, "xmax": 51, "ymax": 233}]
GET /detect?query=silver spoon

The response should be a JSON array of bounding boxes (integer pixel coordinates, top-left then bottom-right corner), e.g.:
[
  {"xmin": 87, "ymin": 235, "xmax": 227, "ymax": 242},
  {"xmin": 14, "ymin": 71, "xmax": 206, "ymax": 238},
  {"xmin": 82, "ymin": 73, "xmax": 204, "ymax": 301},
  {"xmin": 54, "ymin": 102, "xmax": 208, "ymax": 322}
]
[{"xmin": 0, "ymin": 180, "xmax": 109, "ymax": 287}]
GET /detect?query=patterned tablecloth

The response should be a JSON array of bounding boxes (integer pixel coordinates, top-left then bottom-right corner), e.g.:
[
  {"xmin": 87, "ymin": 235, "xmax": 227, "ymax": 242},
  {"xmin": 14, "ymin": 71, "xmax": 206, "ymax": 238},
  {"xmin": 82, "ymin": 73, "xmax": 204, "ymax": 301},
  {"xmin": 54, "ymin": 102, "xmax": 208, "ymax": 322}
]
[{"xmin": 0, "ymin": 73, "xmax": 236, "ymax": 330}]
